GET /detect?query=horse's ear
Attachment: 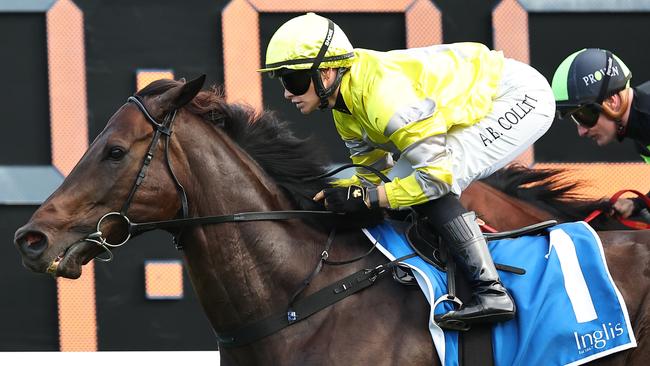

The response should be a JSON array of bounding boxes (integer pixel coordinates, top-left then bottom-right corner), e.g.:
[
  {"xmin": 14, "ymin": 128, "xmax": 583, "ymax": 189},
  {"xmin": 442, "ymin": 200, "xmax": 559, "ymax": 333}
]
[
  {"xmin": 157, "ymin": 74, "xmax": 206, "ymax": 111},
  {"xmin": 174, "ymin": 75, "xmax": 205, "ymax": 107}
]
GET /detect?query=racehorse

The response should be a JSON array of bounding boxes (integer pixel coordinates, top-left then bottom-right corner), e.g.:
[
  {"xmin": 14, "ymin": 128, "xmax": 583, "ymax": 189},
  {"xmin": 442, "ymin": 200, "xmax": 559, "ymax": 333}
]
[{"xmin": 14, "ymin": 77, "xmax": 649, "ymax": 365}]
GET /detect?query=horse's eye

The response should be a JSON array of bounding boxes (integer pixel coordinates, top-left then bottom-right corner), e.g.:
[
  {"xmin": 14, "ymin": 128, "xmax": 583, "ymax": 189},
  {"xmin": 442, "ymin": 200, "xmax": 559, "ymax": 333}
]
[{"xmin": 108, "ymin": 147, "xmax": 126, "ymax": 160}]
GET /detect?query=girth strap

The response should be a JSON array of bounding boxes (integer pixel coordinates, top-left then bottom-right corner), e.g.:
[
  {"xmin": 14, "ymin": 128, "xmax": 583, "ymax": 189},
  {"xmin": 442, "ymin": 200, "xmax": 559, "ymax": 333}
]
[{"xmin": 215, "ymin": 253, "xmax": 416, "ymax": 348}]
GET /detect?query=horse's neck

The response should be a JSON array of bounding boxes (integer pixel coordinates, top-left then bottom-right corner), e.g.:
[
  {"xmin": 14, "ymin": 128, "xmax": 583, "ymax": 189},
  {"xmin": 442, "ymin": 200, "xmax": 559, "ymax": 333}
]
[
  {"xmin": 184, "ymin": 125, "xmax": 288, "ymax": 215},
  {"xmin": 176, "ymin": 123, "xmax": 328, "ymax": 332}
]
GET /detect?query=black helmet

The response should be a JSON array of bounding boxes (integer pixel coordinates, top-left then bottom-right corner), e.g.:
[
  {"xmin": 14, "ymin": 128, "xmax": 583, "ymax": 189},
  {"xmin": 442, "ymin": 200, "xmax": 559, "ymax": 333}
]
[{"xmin": 552, "ymin": 48, "xmax": 632, "ymax": 116}]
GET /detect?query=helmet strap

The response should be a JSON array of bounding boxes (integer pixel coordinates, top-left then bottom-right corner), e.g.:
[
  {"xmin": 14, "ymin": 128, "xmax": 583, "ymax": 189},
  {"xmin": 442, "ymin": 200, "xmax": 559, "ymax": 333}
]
[
  {"xmin": 596, "ymin": 51, "xmax": 614, "ymax": 104},
  {"xmin": 599, "ymin": 50, "xmax": 630, "ymax": 142},
  {"xmin": 616, "ymin": 118, "xmax": 627, "ymax": 142},
  {"xmin": 313, "ymin": 68, "xmax": 347, "ymax": 110},
  {"xmin": 309, "ymin": 18, "xmax": 336, "ymax": 109}
]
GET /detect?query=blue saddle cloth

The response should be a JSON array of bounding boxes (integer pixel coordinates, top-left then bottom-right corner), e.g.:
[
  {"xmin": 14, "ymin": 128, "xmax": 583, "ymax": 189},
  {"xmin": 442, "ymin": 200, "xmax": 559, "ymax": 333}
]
[{"xmin": 363, "ymin": 221, "xmax": 636, "ymax": 366}]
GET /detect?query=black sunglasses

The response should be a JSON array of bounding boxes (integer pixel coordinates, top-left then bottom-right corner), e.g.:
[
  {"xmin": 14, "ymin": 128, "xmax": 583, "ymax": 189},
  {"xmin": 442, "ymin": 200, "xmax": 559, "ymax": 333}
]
[
  {"xmin": 279, "ymin": 70, "xmax": 312, "ymax": 96},
  {"xmin": 558, "ymin": 103, "xmax": 603, "ymax": 128}
]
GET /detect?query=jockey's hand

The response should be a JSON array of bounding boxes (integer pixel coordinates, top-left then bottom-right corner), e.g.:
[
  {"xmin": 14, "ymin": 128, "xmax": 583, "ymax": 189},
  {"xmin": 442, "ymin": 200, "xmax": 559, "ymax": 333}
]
[
  {"xmin": 313, "ymin": 185, "xmax": 379, "ymax": 214},
  {"xmin": 612, "ymin": 198, "xmax": 635, "ymax": 218}
]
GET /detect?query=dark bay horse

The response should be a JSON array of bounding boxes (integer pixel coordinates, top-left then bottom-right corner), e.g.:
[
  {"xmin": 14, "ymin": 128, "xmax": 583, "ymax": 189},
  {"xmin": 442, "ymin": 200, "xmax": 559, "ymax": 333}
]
[{"xmin": 13, "ymin": 77, "xmax": 649, "ymax": 365}]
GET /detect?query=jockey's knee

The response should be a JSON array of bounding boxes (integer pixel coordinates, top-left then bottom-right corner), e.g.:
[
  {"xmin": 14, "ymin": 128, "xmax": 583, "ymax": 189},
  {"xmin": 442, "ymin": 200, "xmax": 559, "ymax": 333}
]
[{"xmin": 413, "ymin": 194, "xmax": 468, "ymax": 232}]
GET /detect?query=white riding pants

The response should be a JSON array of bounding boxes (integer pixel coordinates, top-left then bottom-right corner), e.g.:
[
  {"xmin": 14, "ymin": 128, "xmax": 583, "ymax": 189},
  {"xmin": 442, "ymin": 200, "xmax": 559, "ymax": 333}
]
[{"xmin": 390, "ymin": 58, "xmax": 556, "ymax": 195}]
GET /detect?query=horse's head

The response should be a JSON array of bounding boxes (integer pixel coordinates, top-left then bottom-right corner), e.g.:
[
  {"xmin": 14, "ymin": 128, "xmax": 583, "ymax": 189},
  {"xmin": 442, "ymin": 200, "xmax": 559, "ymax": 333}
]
[{"xmin": 14, "ymin": 76, "xmax": 206, "ymax": 279}]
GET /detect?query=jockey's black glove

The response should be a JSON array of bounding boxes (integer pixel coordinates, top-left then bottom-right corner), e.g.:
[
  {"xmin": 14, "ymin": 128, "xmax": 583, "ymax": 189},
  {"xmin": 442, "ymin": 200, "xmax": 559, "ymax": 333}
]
[{"xmin": 323, "ymin": 185, "xmax": 380, "ymax": 214}]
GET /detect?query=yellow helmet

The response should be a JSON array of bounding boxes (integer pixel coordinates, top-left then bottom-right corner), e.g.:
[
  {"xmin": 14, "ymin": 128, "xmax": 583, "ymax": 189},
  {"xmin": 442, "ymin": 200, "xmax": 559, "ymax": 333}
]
[{"xmin": 259, "ymin": 13, "xmax": 355, "ymax": 74}]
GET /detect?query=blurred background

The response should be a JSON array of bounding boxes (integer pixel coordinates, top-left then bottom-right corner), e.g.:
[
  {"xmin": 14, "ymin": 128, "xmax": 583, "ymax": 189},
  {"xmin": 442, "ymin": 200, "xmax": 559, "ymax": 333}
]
[{"xmin": 1, "ymin": 0, "xmax": 649, "ymax": 352}]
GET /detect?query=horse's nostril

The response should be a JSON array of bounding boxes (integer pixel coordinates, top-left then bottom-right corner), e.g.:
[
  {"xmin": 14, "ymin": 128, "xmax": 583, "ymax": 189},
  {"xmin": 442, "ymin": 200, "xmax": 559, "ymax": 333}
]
[{"xmin": 17, "ymin": 231, "xmax": 48, "ymax": 258}]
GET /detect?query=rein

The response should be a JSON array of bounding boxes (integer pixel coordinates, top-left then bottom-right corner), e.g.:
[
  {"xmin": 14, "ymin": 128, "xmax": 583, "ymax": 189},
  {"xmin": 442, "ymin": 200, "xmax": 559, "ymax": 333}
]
[
  {"xmin": 84, "ymin": 97, "xmax": 347, "ymax": 261},
  {"xmin": 584, "ymin": 189, "xmax": 650, "ymax": 229}
]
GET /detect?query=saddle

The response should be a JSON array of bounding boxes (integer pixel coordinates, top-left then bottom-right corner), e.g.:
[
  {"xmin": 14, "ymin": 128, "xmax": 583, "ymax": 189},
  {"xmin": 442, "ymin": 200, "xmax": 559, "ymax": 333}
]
[
  {"xmin": 392, "ymin": 213, "xmax": 557, "ymax": 366},
  {"xmin": 406, "ymin": 216, "xmax": 555, "ymax": 272}
]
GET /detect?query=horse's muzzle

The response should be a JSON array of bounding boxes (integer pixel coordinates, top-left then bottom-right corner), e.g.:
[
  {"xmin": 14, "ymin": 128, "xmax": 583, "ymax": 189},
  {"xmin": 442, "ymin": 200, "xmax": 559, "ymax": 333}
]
[{"xmin": 14, "ymin": 227, "xmax": 49, "ymax": 260}]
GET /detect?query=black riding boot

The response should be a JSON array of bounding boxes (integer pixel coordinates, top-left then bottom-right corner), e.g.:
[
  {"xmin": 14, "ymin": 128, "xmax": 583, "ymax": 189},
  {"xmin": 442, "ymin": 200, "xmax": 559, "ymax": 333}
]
[
  {"xmin": 435, "ymin": 211, "xmax": 516, "ymax": 329},
  {"xmin": 415, "ymin": 195, "xmax": 515, "ymax": 330}
]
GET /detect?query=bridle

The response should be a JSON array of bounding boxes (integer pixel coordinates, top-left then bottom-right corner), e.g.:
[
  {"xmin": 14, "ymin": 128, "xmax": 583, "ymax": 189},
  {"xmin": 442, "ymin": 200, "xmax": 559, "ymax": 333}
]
[
  {"xmin": 82, "ymin": 95, "xmax": 188, "ymax": 260},
  {"xmin": 79, "ymin": 94, "xmax": 345, "ymax": 262}
]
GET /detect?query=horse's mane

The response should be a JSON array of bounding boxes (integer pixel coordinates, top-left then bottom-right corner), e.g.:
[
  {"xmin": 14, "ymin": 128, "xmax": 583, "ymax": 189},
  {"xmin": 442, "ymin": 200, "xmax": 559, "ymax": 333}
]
[
  {"xmin": 137, "ymin": 79, "xmax": 334, "ymax": 212},
  {"xmin": 480, "ymin": 164, "xmax": 611, "ymax": 223}
]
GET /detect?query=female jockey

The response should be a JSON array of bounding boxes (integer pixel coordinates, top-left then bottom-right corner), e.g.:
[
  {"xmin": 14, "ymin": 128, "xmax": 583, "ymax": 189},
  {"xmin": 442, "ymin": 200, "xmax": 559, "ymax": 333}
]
[{"xmin": 259, "ymin": 13, "xmax": 556, "ymax": 330}]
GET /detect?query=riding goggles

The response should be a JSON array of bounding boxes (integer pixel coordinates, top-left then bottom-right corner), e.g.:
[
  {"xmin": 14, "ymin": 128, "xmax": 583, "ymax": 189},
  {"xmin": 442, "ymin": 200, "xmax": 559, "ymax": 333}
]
[
  {"xmin": 557, "ymin": 103, "xmax": 603, "ymax": 128},
  {"xmin": 279, "ymin": 69, "xmax": 312, "ymax": 96}
]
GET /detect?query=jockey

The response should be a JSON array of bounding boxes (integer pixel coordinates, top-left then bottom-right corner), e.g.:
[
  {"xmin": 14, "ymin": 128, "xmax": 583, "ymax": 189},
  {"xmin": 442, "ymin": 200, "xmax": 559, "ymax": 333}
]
[
  {"xmin": 259, "ymin": 13, "xmax": 555, "ymax": 330},
  {"xmin": 551, "ymin": 49, "xmax": 649, "ymax": 218}
]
